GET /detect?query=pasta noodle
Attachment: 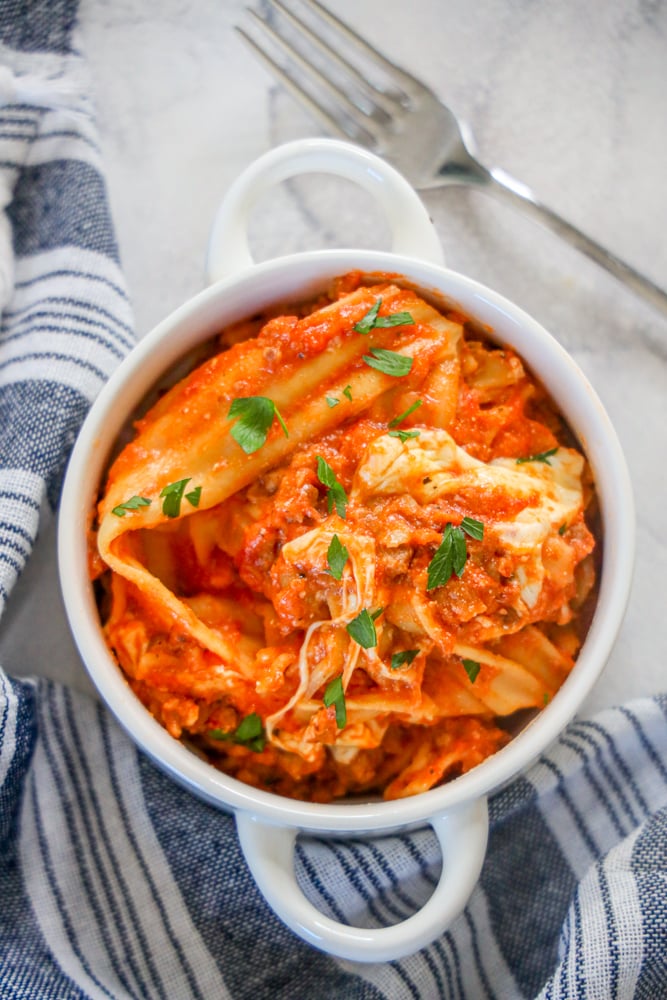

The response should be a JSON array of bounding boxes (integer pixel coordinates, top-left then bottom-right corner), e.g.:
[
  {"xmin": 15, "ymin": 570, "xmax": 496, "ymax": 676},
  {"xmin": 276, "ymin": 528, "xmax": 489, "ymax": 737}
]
[{"xmin": 92, "ymin": 274, "xmax": 597, "ymax": 802}]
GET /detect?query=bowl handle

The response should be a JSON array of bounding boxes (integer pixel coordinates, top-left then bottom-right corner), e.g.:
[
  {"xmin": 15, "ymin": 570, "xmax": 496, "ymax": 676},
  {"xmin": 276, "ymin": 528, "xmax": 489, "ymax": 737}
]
[
  {"xmin": 235, "ymin": 797, "xmax": 488, "ymax": 963},
  {"xmin": 206, "ymin": 137, "xmax": 444, "ymax": 284}
]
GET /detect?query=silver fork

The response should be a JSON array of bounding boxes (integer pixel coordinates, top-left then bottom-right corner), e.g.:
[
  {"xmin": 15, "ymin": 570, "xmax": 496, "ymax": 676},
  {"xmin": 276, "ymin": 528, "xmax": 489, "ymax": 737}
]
[{"xmin": 238, "ymin": 0, "xmax": 667, "ymax": 320}]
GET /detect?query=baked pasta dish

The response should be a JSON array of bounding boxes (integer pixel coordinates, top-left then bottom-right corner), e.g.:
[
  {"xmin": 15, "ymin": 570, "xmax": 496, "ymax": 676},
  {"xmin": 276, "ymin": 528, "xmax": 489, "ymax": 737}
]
[{"xmin": 92, "ymin": 273, "xmax": 597, "ymax": 802}]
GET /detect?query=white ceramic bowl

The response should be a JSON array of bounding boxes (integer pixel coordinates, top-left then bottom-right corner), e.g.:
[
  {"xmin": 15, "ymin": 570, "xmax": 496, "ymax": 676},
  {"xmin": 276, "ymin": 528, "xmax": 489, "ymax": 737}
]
[{"xmin": 58, "ymin": 139, "xmax": 634, "ymax": 964}]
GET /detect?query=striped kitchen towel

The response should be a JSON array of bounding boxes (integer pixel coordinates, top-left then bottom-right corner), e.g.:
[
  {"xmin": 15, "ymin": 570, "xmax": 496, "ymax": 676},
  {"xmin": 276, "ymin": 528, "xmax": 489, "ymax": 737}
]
[
  {"xmin": 0, "ymin": 0, "xmax": 134, "ymax": 618},
  {"xmin": 1, "ymin": 2, "xmax": 667, "ymax": 999},
  {"xmin": 2, "ymin": 681, "xmax": 667, "ymax": 998}
]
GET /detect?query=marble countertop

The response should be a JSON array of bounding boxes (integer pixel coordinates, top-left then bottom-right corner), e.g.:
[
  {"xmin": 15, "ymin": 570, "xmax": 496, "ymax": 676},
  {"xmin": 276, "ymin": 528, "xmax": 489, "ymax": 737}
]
[{"xmin": 1, "ymin": 0, "xmax": 666, "ymax": 718}]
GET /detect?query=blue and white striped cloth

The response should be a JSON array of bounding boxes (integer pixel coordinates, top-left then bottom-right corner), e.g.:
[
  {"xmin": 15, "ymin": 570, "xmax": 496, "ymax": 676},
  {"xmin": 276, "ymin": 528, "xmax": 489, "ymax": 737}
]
[{"xmin": 1, "ymin": 3, "xmax": 666, "ymax": 998}]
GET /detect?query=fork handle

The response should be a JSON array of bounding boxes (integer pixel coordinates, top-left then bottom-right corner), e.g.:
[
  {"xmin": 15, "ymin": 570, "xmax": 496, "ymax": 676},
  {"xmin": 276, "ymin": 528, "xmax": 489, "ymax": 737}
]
[{"xmin": 461, "ymin": 163, "xmax": 667, "ymax": 319}]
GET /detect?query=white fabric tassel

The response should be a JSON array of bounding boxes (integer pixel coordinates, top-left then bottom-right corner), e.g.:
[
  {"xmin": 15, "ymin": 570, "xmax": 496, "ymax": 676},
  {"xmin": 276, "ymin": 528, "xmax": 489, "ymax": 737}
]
[{"xmin": 0, "ymin": 64, "xmax": 84, "ymax": 112}]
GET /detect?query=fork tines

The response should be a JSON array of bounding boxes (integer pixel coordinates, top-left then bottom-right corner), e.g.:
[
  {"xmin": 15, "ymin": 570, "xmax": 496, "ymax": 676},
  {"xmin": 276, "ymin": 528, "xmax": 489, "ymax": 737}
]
[{"xmin": 237, "ymin": 0, "xmax": 413, "ymax": 150}]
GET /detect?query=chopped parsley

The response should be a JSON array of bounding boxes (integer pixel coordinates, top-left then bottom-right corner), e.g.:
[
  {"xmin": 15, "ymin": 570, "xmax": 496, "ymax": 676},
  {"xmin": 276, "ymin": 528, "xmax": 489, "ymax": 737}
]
[
  {"xmin": 113, "ymin": 483, "xmax": 201, "ymax": 520},
  {"xmin": 516, "ymin": 447, "xmax": 558, "ymax": 466},
  {"xmin": 342, "ymin": 385, "xmax": 353, "ymax": 401},
  {"xmin": 323, "ymin": 675, "xmax": 347, "ymax": 729},
  {"xmin": 462, "ymin": 658, "xmax": 481, "ymax": 683},
  {"xmin": 388, "ymin": 428, "xmax": 420, "ymax": 443},
  {"xmin": 388, "ymin": 399, "xmax": 423, "ymax": 428},
  {"xmin": 346, "ymin": 607, "xmax": 382, "ymax": 649},
  {"xmin": 235, "ymin": 712, "xmax": 264, "ymax": 745},
  {"xmin": 353, "ymin": 297, "xmax": 415, "ymax": 334},
  {"xmin": 390, "ymin": 649, "xmax": 420, "ymax": 670},
  {"xmin": 111, "ymin": 495, "xmax": 152, "ymax": 517},
  {"xmin": 326, "ymin": 396, "xmax": 340, "ymax": 408},
  {"xmin": 363, "ymin": 348, "xmax": 413, "ymax": 377},
  {"xmin": 326, "ymin": 534, "xmax": 349, "ymax": 580},
  {"xmin": 353, "ymin": 298, "xmax": 380, "ymax": 333},
  {"xmin": 426, "ymin": 518, "xmax": 484, "ymax": 590},
  {"xmin": 209, "ymin": 711, "xmax": 266, "ymax": 752},
  {"xmin": 185, "ymin": 485, "xmax": 202, "ymax": 508},
  {"xmin": 227, "ymin": 395, "xmax": 289, "ymax": 454},
  {"xmin": 460, "ymin": 516, "xmax": 484, "ymax": 541},
  {"xmin": 316, "ymin": 455, "xmax": 348, "ymax": 518},
  {"xmin": 160, "ymin": 478, "xmax": 198, "ymax": 518},
  {"xmin": 427, "ymin": 524, "xmax": 468, "ymax": 590}
]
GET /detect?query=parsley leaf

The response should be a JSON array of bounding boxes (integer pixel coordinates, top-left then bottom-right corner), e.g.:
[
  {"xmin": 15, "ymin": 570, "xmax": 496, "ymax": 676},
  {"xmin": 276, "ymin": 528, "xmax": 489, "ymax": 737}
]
[
  {"xmin": 353, "ymin": 298, "xmax": 380, "ymax": 333},
  {"xmin": 209, "ymin": 711, "xmax": 266, "ymax": 752},
  {"xmin": 326, "ymin": 396, "xmax": 340, "ymax": 408},
  {"xmin": 342, "ymin": 385, "xmax": 353, "ymax": 401},
  {"xmin": 160, "ymin": 478, "xmax": 192, "ymax": 518},
  {"xmin": 235, "ymin": 712, "xmax": 263, "ymax": 743},
  {"xmin": 228, "ymin": 396, "xmax": 289, "ymax": 454},
  {"xmin": 354, "ymin": 297, "xmax": 415, "ymax": 334},
  {"xmin": 111, "ymin": 495, "xmax": 152, "ymax": 517},
  {"xmin": 326, "ymin": 534, "xmax": 349, "ymax": 580},
  {"xmin": 185, "ymin": 485, "xmax": 202, "ymax": 508},
  {"xmin": 388, "ymin": 399, "xmax": 423, "ymax": 428},
  {"xmin": 374, "ymin": 312, "xmax": 415, "ymax": 327},
  {"xmin": 462, "ymin": 658, "xmax": 481, "ymax": 683},
  {"xmin": 390, "ymin": 649, "xmax": 420, "ymax": 670},
  {"xmin": 363, "ymin": 348, "xmax": 413, "ymax": 377},
  {"xmin": 316, "ymin": 455, "xmax": 348, "ymax": 518},
  {"xmin": 346, "ymin": 607, "xmax": 382, "ymax": 648},
  {"xmin": 460, "ymin": 516, "xmax": 484, "ymax": 541},
  {"xmin": 426, "ymin": 523, "xmax": 469, "ymax": 590},
  {"xmin": 388, "ymin": 429, "xmax": 420, "ymax": 443},
  {"xmin": 516, "ymin": 447, "xmax": 558, "ymax": 466},
  {"xmin": 323, "ymin": 675, "xmax": 347, "ymax": 729}
]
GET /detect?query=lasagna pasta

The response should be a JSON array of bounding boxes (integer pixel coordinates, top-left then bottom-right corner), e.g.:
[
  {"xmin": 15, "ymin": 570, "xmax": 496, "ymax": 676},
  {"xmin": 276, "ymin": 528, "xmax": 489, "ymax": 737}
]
[{"xmin": 93, "ymin": 275, "xmax": 597, "ymax": 802}]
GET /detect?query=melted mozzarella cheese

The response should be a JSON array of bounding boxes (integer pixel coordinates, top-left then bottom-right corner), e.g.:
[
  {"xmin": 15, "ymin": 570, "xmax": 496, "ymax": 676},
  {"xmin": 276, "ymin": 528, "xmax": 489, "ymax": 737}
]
[{"xmin": 353, "ymin": 428, "xmax": 584, "ymax": 608}]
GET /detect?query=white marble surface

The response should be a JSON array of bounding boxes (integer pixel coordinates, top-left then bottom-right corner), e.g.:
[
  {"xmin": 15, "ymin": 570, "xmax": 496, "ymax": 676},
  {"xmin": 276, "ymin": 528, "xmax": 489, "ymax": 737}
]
[{"xmin": 1, "ymin": 0, "xmax": 666, "ymax": 717}]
